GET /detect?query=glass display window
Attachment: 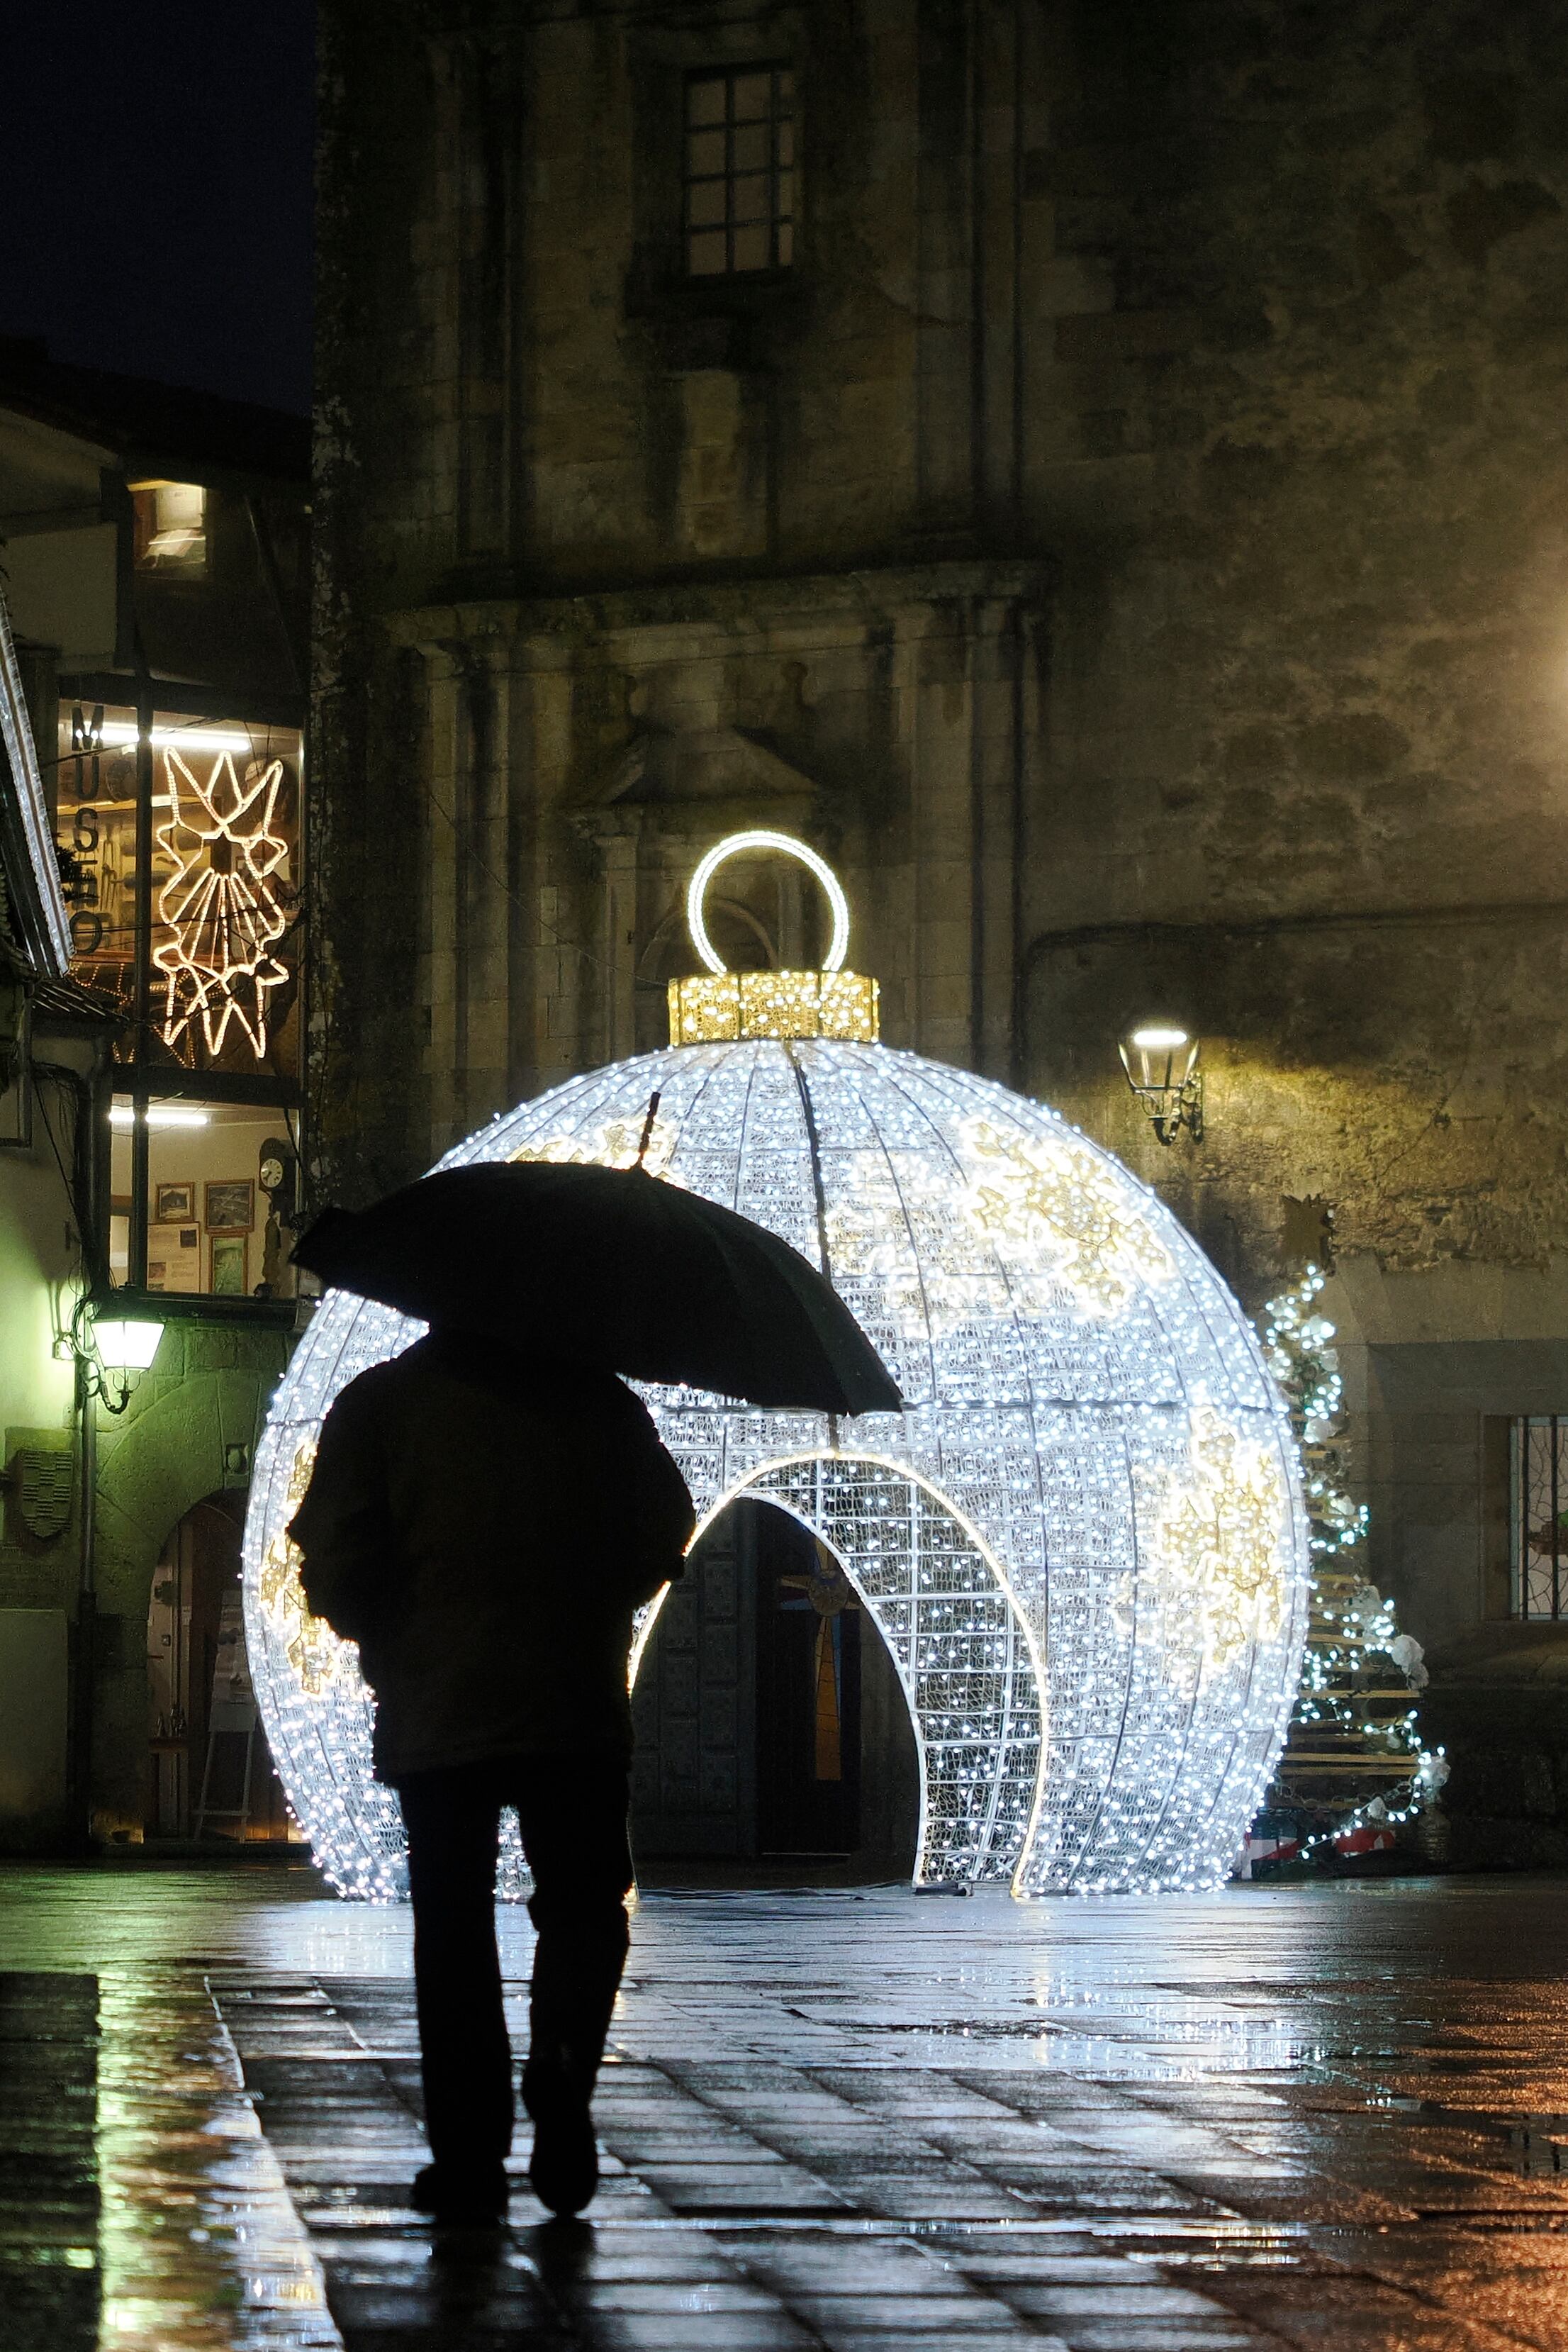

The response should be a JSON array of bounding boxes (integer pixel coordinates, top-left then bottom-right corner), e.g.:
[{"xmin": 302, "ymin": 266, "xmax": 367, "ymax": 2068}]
[
  {"xmin": 56, "ymin": 705, "xmax": 303, "ymax": 1083},
  {"xmin": 109, "ymin": 1097, "xmax": 299, "ymax": 1301}
]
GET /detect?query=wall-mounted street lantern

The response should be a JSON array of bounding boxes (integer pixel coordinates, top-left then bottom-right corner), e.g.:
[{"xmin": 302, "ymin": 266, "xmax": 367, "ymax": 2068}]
[
  {"xmin": 86, "ymin": 1315, "xmax": 164, "ymax": 1412},
  {"xmin": 1119, "ymin": 1021, "xmax": 1204, "ymax": 1146}
]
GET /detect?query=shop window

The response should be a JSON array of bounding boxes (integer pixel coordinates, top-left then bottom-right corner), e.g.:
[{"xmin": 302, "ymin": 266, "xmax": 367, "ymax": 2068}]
[
  {"xmin": 1511, "ymin": 1415, "xmax": 1568, "ymax": 1617},
  {"xmin": 109, "ymin": 1098, "xmax": 297, "ymax": 1300},
  {"xmin": 56, "ymin": 706, "xmax": 302, "ymax": 1077},
  {"xmin": 684, "ymin": 65, "xmax": 795, "ymax": 277},
  {"xmin": 131, "ymin": 479, "xmax": 207, "ymax": 573}
]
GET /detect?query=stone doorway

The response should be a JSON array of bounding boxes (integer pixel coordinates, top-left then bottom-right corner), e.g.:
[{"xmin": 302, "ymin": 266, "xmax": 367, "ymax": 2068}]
[
  {"xmin": 145, "ymin": 1492, "xmax": 294, "ymax": 1842},
  {"xmin": 630, "ymin": 1497, "xmax": 919, "ymax": 1882}
]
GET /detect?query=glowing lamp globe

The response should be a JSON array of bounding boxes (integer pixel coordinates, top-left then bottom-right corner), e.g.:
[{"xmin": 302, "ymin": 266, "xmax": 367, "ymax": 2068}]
[
  {"xmin": 245, "ymin": 834, "xmax": 1309, "ymax": 1900},
  {"xmin": 94, "ymin": 1317, "xmax": 164, "ymax": 1372}
]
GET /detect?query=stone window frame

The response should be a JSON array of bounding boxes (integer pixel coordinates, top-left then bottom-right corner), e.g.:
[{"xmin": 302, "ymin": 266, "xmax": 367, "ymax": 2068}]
[{"xmin": 682, "ymin": 62, "xmax": 797, "ymax": 280}]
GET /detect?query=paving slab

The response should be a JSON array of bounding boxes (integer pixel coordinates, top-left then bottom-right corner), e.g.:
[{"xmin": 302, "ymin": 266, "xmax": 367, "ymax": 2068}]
[{"xmin": 8, "ymin": 1870, "xmax": 1568, "ymax": 2344}]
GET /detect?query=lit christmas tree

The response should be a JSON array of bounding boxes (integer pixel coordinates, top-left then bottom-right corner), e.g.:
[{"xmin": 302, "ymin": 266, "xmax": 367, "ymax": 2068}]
[{"xmin": 1249, "ymin": 1264, "xmax": 1447, "ymax": 1868}]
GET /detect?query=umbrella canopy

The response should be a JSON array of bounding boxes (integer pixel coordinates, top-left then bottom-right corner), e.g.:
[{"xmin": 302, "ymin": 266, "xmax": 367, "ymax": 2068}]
[{"xmin": 292, "ymin": 1161, "xmax": 903, "ymax": 1416}]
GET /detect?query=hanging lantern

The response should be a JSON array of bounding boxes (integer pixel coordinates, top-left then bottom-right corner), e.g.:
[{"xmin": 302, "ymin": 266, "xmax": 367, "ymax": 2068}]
[{"xmin": 245, "ymin": 835, "xmax": 1309, "ymax": 1901}]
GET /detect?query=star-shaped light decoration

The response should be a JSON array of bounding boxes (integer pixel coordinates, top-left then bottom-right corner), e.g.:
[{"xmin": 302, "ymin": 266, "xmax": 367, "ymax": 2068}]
[{"xmin": 153, "ymin": 747, "xmax": 291, "ymax": 1058}]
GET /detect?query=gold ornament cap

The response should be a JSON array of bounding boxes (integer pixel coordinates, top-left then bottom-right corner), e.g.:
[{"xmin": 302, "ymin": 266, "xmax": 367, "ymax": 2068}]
[{"xmin": 668, "ymin": 830, "xmax": 879, "ymax": 1044}]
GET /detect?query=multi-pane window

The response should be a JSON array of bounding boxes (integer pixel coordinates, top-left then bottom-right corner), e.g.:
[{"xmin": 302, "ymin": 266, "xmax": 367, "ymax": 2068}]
[
  {"xmin": 55, "ymin": 704, "xmax": 303, "ymax": 1300},
  {"xmin": 1511, "ymin": 1415, "xmax": 1568, "ymax": 1617},
  {"xmin": 684, "ymin": 66, "xmax": 795, "ymax": 277}
]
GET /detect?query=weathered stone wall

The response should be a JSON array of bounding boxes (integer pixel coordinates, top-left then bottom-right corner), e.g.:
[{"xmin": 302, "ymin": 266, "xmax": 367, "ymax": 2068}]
[
  {"xmin": 1011, "ymin": 0, "xmax": 1568, "ymax": 1675},
  {"xmin": 379, "ymin": 572, "xmax": 1046, "ymax": 1162},
  {"xmin": 1019, "ymin": 0, "xmax": 1568, "ymax": 1277},
  {"xmin": 312, "ymin": 0, "xmax": 1062, "ymax": 1198},
  {"xmin": 315, "ymin": 0, "xmax": 1568, "ymax": 1689}
]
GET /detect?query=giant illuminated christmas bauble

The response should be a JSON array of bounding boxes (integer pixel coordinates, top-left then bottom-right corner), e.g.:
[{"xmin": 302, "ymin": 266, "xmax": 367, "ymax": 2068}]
[{"xmin": 245, "ymin": 834, "xmax": 1309, "ymax": 1899}]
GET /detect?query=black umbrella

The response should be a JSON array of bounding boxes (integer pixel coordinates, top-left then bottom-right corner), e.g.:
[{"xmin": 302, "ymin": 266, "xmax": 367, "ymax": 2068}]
[{"xmin": 292, "ymin": 1159, "xmax": 903, "ymax": 1416}]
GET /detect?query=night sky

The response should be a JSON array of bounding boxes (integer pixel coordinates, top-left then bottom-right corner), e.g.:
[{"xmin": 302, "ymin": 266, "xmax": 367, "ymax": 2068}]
[{"xmin": 0, "ymin": 1, "xmax": 315, "ymax": 418}]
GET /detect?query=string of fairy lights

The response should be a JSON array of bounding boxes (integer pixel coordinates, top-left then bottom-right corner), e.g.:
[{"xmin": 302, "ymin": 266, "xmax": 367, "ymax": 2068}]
[{"xmin": 1258, "ymin": 1265, "xmax": 1446, "ymax": 1858}]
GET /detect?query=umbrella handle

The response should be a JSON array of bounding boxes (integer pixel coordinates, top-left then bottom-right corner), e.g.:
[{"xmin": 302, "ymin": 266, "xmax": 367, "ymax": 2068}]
[{"xmin": 635, "ymin": 1091, "xmax": 661, "ymax": 1169}]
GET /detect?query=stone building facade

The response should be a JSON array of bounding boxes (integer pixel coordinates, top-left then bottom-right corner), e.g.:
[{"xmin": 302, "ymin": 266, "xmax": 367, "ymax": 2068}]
[{"xmin": 315, "ymin": 0, "xmax": 1568, "ymax": 1846}]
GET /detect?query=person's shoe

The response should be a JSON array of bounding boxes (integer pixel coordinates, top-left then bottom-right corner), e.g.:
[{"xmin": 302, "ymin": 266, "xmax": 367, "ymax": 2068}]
[
  {"xmin": 410, "ymin": 2160, "xmax": 509, "ymax": 2225},
  {"xmin": 524, "ymin": 2061, "xmax": 599, "ymax": 2218}
]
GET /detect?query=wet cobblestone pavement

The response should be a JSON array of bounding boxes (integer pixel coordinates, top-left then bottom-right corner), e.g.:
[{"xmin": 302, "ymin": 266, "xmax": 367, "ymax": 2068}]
[{"xmin": 6, "ymin": 1870, "xmax": 1568, "ymax": 2348}]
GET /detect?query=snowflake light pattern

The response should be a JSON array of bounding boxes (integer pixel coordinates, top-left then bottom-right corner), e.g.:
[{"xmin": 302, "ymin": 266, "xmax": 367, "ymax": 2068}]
[
  {"xmin": 1137, "ymin": 1405, "xmax": 1290, "ymax": 1678},
  {"xmin": 154, "ymin": 748, "xmax": 291, "ymax": 1057},
  {"xmin": 959, "ymin": 1118, "xmax": 1175, "ymax": 1313}
]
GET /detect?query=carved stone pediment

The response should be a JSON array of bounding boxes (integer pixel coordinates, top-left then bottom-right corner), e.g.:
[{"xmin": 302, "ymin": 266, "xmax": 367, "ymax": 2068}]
[{"xmin": 576, "ymin": 724, "xmax": 822, "ymax": 856}]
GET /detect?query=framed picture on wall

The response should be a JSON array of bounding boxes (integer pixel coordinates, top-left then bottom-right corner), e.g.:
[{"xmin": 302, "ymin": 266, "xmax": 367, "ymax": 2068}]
[
  {"xmin": 155, "ymin": 1180, "xmax": 196, "ymax": 1222},
  {"xmin": 209, "ymin": 1234, "xmax": 248, "ymax": 1295},
  {"xmin": 205, "ymin": 1178, "xmax": 255, "ymax": 1232}
]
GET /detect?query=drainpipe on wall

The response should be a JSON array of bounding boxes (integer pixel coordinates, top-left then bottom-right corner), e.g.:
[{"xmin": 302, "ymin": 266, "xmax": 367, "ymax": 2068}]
[
  {"xmin": 37, "ymin": 1028, "xmax": 116, "ymax": 1843},
  {"xmin": 74, "ymin": 1030, "xmax": 113, "ymax": 1842},
  {"xmin": 71, "ymin": 1359, "xmax": 96, "ymax": 1844}
]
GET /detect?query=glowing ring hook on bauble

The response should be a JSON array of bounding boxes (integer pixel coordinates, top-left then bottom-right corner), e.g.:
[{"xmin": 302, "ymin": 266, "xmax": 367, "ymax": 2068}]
[{"xmin": 685, "ymin": 830, "xmax": 851, "ymax": 976}]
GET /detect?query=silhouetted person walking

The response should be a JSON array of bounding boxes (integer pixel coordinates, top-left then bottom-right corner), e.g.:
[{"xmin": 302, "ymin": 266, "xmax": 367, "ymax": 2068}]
[{"xmin": 290, "ymin": 1328, "xmax": 694, "ymax": 2223}]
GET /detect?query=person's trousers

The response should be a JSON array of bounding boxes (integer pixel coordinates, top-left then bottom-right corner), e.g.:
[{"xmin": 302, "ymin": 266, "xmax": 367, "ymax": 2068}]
[{"xmin": 396, "ymin": 1751, "xmax": 634, "ymax": 2172}]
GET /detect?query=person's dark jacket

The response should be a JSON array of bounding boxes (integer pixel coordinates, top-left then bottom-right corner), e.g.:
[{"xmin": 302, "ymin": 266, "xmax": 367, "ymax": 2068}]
[{"xmin": 289, "ymin": 1330, "xmax": 695, "ymax": 1783}]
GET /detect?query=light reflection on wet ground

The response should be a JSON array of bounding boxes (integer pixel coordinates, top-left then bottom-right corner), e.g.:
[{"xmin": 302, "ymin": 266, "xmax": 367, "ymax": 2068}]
[{"xmin": 8, "ymin": 1867, "xmax": 1568, "ymax": 2346}]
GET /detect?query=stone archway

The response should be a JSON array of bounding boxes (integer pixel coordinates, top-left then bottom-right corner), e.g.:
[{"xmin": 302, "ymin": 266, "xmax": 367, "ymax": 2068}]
[
  {"xmin": 634, "ymin": 1452, "xmax": 1046, "ymax": 1887},
  {"xmin": 90, "ymin": 1327, "xmax": 288, "ymax": 1837}
]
